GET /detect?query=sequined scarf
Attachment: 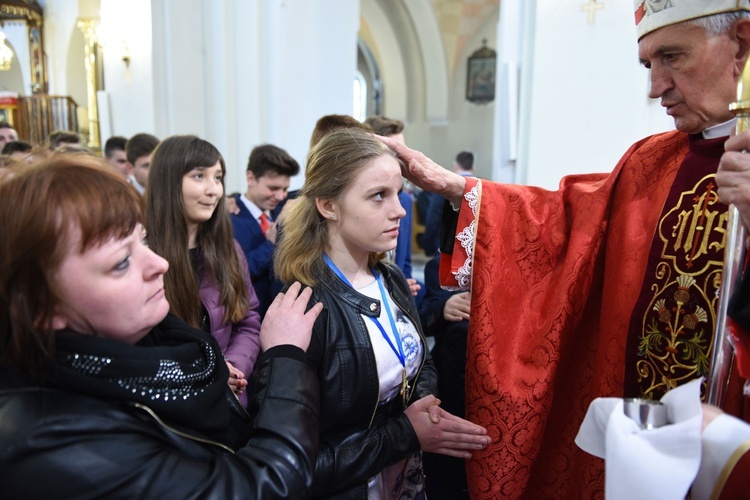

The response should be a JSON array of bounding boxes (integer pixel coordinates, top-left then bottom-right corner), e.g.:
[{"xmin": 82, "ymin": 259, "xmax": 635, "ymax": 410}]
[{"xmin": 43, "ymin": 313, "xmax": 247, "ymax": 447}]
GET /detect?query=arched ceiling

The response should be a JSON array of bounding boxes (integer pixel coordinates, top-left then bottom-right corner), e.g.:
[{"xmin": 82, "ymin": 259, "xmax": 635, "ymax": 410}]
[{"xmin": 360, "ymin": 0, "xmax": 499, "ymax": 124}]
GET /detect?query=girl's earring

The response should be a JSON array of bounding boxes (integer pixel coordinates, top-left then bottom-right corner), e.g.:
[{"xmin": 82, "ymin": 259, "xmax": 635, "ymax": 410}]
[{"xmin": 329, "ymin": 214, "xmax": 336, "ymax": 220}]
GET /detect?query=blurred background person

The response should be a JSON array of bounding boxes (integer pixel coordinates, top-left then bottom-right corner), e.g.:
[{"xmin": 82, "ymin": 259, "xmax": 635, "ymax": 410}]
[
  {"xmin": 418, "ymin": 253, "xmax": 472, "ymax": 500},
  {"xmin": 2, "ymin": 140, "xmax": 33, "ymax": 162},
  {"xmin": 47, "ymin": 130, "xmax": 82, "ymax": 151},
  {"xmin": 125, "ymin": 132, "xmax": 159, "ymax": 195},
  {"xmin": 104, "ymin": 135, "xmax": 130, "ymax": 178},
  {"xmin": 0, "ymin": 121, "xmax": 18, "ymax": 151}
]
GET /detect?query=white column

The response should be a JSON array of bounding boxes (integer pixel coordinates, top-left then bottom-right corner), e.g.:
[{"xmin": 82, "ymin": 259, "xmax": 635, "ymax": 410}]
[
  {"xmin": 262, "ymin": 0, "xmax": 360, "ymax": 190},
  {"xmin": 99, "ymin": 0, "xmax": 155, "ymax": 138},
  {"xmin": 148, "ymin": 0, "xmax": 358, "ymax": 193},
  {"xmin": 491, "ymin": 0, "xmax": 530, "ymax": 184},
  {"xmin": 42, "ymin": 0, "xmax": 81, "ymax": 97}
]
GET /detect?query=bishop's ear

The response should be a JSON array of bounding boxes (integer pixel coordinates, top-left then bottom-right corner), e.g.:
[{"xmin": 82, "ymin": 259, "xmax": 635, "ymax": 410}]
[{"xmin": 733, "ymin": 18, "xmax": 750, "ymax": 73}]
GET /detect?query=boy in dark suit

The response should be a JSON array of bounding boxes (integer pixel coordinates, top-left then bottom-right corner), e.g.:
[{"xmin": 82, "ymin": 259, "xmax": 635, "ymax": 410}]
[{"xmin": 231, "ymin": 144, "xmax": 299, "ymax": 317}]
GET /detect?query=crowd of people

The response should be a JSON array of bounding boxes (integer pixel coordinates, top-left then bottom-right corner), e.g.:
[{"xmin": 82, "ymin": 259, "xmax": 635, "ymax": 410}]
[
  {"xmin": 2, "ymin": 1, "xmax": 750, "ymax": 498},
  {"xmin": 0, "ymin": 115, "xmax": 488, "ymax": 498}
]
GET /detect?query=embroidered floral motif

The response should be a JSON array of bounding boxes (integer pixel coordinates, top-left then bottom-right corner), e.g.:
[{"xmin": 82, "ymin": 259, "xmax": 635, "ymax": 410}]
[
  {"xmin": 383, "ymin": 452, "xmax": 424, "ymax": 499},
  {"xmin": 636, "ymin": 269, "xmax": 713, "ymax": 397},
  {"xmin": 632, "ymin": 175, "xmax": 724, "ymax": 399}
]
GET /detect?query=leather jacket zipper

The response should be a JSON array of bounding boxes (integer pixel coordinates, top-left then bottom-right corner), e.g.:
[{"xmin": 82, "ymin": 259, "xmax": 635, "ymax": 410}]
[
  {"xmin": 227, "ymin": 381, "xmax": 250, "ymax": 418},
  {"xmin": 368, "ymin": 394, "xmax": 380, "ymax": 428},
  {"xmin": 133, "ymin": 402, "xmax": 235, "ymax": 454}
]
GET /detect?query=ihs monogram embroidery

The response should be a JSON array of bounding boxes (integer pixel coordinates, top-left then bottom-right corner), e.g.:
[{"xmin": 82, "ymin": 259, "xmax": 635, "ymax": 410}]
[
  {"xmin": 664, "ymin": 180, "xmax": 727, "ymax": 272},
  {"xmin": 635, "ymin": 176, "xmax": 726, "ymax": 399}
]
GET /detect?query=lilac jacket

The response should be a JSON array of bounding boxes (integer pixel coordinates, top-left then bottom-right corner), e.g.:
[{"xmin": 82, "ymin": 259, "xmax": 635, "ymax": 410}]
[{"xmin": 198, "ymin": 242, "xmax": 262, "ymax": 406}]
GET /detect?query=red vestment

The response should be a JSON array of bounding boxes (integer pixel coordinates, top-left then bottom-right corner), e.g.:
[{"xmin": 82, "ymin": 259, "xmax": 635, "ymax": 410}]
[
  {"xmin": 442, "ymin": 130, "xmax": 749, "ymax": 498},
  {"xmin": 716, "ymin": 441, "xmax": 750, "ymax": 499}
]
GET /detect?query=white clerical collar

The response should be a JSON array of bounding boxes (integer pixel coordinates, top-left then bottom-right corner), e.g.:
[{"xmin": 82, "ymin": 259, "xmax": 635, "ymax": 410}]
[
  {"xmin": 702, "ymin": 118, "xmax": 736, "ymax": 139},
  {"xmin": 240, "ymin": 193, "xmax": 266, "ymax": 220}
]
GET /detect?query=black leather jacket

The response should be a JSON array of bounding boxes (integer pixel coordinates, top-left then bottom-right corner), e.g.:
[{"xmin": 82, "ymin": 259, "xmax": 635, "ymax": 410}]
[
  {"xmin": 0, "ymin": 346, "xmax": 320, "ymax": 499},
  {"xmin": 305, "ymin": 261, "xmax": 438, "ymax": 499}
]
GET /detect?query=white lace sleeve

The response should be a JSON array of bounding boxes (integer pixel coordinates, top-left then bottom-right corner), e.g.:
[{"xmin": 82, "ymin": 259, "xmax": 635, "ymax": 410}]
[{"xmin": 450, "ymin": 183, "xmax": 479, "ymax": 290}]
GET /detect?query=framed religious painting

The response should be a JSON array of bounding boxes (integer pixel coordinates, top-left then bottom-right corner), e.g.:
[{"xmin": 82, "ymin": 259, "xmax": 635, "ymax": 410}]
[{"xmin": 466, "ymin": 40, "xmax": 496, "ymax": 105}]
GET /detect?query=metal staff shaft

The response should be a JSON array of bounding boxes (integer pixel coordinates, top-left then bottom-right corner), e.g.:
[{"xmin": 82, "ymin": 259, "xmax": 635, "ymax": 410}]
[
  {"xmin": 707, "ymin": 206, "xmax": 745, "ymax": 406},
  {"xmin": 706, "ymin": 58, "xmax": 750, "ymax": 407}
]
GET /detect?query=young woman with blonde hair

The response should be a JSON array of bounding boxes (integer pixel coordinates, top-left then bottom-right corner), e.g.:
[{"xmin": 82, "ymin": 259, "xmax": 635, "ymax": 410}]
[{"xmin": 275, "ymin": 128, "xmax": 489, "ymax": 499}]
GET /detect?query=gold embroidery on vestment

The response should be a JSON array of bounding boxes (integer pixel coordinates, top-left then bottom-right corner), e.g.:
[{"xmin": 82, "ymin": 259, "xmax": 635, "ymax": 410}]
[{"xmin": 635, "ymin": 175, "xmax": 726, "ymax": 399}]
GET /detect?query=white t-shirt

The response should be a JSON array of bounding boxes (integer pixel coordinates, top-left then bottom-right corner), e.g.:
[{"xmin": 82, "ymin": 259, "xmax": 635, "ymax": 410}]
[
  {"xmin": 357, "ymin": 278, "xmax": 425, "ymax": 499},
  {"xmin": 357, "ymin": 278, "xmax": 422, "ymax": 403}
]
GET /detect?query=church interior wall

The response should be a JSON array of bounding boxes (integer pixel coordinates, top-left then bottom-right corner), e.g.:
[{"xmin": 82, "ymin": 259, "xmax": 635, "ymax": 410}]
[
  {"xmin": 364, "ymin": 0, "xmax": 498, "ymax": 180},
  {"xmin": 259, "ymin": 0, "xmax": 360, "ymax": 191},
  {"xmin": 360, "ymin": 0, "xmax": 409, "ymax": 126},
  {"xmin": 150, "ymin": 0, "xmax": 266, "ymax": 192},
  {"xmin": 99, "ymin": 0, "xmax": 156, "ymax": 140},
  {"xmin": 521, "ymin": 0, "xmax": 673, "ymax": 190},
  {"xmin": 491, "ymin": 0, "xmax": 527, "ymax": 184},
  {"xmin": 356, "ymin": 41, "xmax": 375, "ymax": 118},
  {"xmin": 445, "ymin": 8, "xmax": 498, "ymax": 180},
  {"xmin": 151, "ymin": 0, "xmax": 209, "ymax": 138},
  {"xmin": 43, "ymin": 0, "xmax": 80, "ymax": 98},
  {"xmin": 64, "ymin": 26, "xmax": 87, "ymax": 133},
  {"xmin": 401, "ymin": 0, "xmax": 449, "ymax": 124}
]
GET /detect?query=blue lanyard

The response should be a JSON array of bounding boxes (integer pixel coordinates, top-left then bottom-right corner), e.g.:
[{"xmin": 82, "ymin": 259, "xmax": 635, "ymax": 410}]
[{"xmin": 323, "ymin": 255, "xmax": 406, "ymax": 369}]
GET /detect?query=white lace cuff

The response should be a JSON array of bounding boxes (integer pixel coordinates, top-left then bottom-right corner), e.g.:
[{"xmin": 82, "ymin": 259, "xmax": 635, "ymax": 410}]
[{"xmin": 451, "ymin": 183, "xmax": 479, "ymax": 290}]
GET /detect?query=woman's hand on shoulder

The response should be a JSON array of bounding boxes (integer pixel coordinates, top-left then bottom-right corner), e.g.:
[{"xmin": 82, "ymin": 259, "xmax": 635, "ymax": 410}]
[
  {"xmin": 404, "ymin": 395, "xmax": 490, "ymax": 458},
  {"xmin": 260, "ymin": 282, "xmax": 323, "ymax": 352}
]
